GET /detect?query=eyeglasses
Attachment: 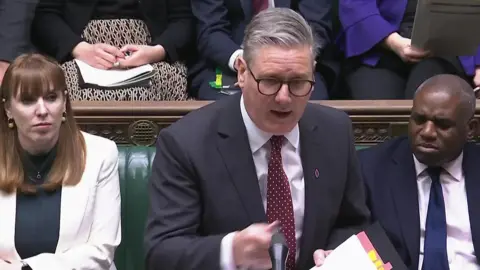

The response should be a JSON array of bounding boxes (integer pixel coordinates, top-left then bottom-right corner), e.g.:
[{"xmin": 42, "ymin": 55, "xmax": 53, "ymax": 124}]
[{"xmin": 248, "ymin": 68, "xmax": 315, "ymax": 97}]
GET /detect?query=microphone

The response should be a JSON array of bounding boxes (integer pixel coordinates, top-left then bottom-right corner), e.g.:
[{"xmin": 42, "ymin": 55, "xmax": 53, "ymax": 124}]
[{"xmin": 269, "ymin": 231, "xmax": 289, "ymax": 270}]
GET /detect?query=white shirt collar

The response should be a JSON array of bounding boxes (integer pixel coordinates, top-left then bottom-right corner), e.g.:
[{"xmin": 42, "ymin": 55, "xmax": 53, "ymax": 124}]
[
  {"xmin": 240, "ymin": 95, "xmax": 299, "ymax": 153},
  {"xmin": 413, "ymin": 152, "xmax": 463, "ymax": 182}
]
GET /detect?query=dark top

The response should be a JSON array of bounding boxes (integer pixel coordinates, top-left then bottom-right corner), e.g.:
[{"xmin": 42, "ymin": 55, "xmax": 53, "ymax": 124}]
[
  {"xmin": 32, "ymin": 0, "xmax": 194, "ymax": 63},
  {"xmin": 399, "ymin": 0, "xmax": 417, "ymax": 38},
  {"xmin": 15, "ymin": 146, "xmax": 62, "ymax": 259},
  {"xmin": 92, "ymin": 0, "xmax": 141, "ymax": 20},
  {"xmin": 0, "ymin": 0, "xmax": 38, "ymax": 62}
]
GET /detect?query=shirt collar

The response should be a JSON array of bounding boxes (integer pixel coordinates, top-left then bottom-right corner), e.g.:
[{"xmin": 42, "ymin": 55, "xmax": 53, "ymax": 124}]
[
  {"xmin": 240, "ymin": 95, "xmax": 299, "ymax": 153},
  {"xmin": 413, "ymin": 152, "xmax": 463, "ymax": 182}
]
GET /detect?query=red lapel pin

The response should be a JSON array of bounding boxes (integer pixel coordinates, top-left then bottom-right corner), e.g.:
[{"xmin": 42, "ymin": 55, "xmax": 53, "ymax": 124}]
[{"xmin": 314, "ymin": 169, "xmax": 320, "ymax": 179}]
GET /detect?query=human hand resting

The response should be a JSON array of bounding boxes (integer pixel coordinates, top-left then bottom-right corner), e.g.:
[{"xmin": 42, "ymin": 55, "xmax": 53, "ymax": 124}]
[{"xmin": 72, "ymin": 41, "xmax": 124, "ymax": 69}]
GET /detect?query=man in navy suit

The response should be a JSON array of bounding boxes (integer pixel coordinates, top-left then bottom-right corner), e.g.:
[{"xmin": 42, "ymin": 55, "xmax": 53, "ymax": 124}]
[
  {"xmin": 189, "ymin": 0, "xmax": 333, "ymax": 100},
  {"xmin": 145, "ymin": 9, "xmax": 370, "ymax": 270},
  {"xmin": 358, "ymin": 74, "xmax": 480, "ymax": 270}
]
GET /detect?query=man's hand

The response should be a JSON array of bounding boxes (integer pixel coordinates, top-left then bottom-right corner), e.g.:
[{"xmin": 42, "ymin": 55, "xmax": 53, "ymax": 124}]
[
  {"xmin": 313, "ymin": 249, "xmax": 333, "ymax": 266},
  {"xmin": 473, "ymin": 66, "xmax": 480, "ymax": 88},
  {"xmin": 0, "ymin": 61, "xmax": 10, "ymax": 84},
  {"xmin": 232, "ymin": 221, "xmax": 279, "ymax": 269},
  {"xmin": 0, "ymin": 260, "xmax": 23, "ymax": 270}
]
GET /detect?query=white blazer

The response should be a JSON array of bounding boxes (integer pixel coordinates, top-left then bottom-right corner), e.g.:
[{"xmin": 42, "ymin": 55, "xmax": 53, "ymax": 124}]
[{"xmin": 0, "ymin": 132, "xmax": 121, "ymax": 270}]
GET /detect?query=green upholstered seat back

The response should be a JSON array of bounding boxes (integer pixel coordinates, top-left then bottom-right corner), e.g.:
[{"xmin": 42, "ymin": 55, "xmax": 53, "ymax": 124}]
[
  {"xmin": 113, "ymin": 145, "xmax": 368, "ymax": 270},
  {"xmin": 114, "ymin": 146, "xmax": 156, "ymax": 270}
]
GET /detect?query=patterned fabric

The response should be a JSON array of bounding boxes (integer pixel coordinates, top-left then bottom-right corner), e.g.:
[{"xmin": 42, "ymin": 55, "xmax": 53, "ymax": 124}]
[
  {"xmin": 266, "ymin": 135, "xmax": 296, "ymax": 270},
  {"xmin": 62, "ymin": 19, "xmax": 189, "ymax": 101},
  {"xmin": 422, "ymin": 167, "xmax": 449, "ymax": 270}
]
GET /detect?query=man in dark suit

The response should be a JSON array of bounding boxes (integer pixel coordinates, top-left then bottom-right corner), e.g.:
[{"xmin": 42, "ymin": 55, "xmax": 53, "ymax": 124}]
[
  {"xmin": 0, "ymin": 0, "xmax": 37, "ymax": 83},
  {"xmin": 188, "ymin": 0, "xmax": 333, "ymax": 100},
  {"xmin": 145, "ymin": 8, "xmax": 370, "ymax": 270},
  {"xmin": 358, "ymin": 74, "xmax": 480, "ymax": 270}
]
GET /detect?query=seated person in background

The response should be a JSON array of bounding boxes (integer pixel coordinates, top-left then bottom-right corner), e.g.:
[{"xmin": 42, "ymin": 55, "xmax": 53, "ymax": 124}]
[
  {"xmin": 338, "ymin": 0, "xmax": 480, "ymax": 99},
  {"xmin": 0, "ymin": 0, "xmax": 38, "ymax": 83},
  {"xmin": 358, "ymin": 74, "xmax": 480, "ymax": 270},
  {"xmin": 145, "ymin": 9, "xmax": 370, "ymax": 270},
  {"xmin": 0, "ymin": 54, "xmax": 121, "ymax": 270},
  {"xmin": 31, "ymin": 0, "xmax": 194, "ymax": 101},
  {"xmin": 189, "ymin": 0, "xmax": 333, "ymax": 100}
]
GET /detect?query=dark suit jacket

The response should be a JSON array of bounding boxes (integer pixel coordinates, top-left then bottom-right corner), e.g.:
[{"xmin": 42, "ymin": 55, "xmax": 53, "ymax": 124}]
[
  {"xmin": 189, "ymin": 0, "xmax": 334, "ymax": 95},
  {"xmin": 31, "ymin": 0, "xmax": 194, "ymax": 63},
  {"xmin": 337, "ymin": 0, "xmax": 480, "ymax": 76},
  {"xmin": 357, "ymin": 136, "xmax": 480, "ymax": 270},
  {"xmin": 0, "ymin": 0, "xmax": 38, "ymax": 62},
  {"xmin": 144, "ymin": 93, "xmax": 371, "ymax": 270}
]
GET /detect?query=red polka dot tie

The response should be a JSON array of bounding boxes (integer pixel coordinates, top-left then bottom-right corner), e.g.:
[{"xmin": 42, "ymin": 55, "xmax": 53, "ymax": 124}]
[{"xmin": 266, "ymin": 135, "xmax": 296, "ymax": 270}]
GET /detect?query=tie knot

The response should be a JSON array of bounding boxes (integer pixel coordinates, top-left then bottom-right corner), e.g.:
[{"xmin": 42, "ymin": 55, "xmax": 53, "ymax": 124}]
[
  {"xmin": 270, "ymin": 135, "xmax": 285, "ymax": 147},
  {"xmin": 427, "ymin": 167, "xmax": 442, "ymax": 183}
]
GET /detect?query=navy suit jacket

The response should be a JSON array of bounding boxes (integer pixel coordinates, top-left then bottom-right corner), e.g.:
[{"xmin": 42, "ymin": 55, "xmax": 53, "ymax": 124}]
[
  {"xmin": 144, "ymin": 93, "xmax": 370, "ymax": 270},
  {"xmin": 189, "ymin": 0, "xmax": 334, "ymax": 95},
  {"xmin": 337, "ymin": 0, "xmax": 480, "ymax": 76},
  {"xmin": 357, "ymin": 136, "xmax": 480, "ymax": 270},
  {"xmin": 0, "ymin": 0, "xmax": 38, "ymax": 62}
]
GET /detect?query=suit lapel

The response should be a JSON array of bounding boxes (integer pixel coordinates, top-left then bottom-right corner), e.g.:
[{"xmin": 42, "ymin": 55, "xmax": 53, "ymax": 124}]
[
  {"xmin": 296, "ymin": 109, "xmax": 331, "ymax": 270},
  {"xmin": 0, "ymin": 192, "xmax": 20, "ymax": 260},
  {"xmin": 56, "ymin": 150, "xmax": 94, "ymax": 251},
  {"xmin": 240, "ymin": 0, "xmax": 253, "ymax": 22},
  {"xmin": 217, "ymin": 95, "xmax": 267, "ymax": 224},
  {"xmin": 389, "ymin": 141, "xmax": 420, "ymax": 269},
  {"xmin": 462, "ymin": 144, "xmax": 480, "ymax": 259}
]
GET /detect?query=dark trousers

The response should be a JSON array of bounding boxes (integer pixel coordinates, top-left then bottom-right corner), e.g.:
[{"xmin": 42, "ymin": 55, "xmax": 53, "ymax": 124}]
[{"xmin": 345, "ymin": 50, "xmax": 471, "ymax": 99}]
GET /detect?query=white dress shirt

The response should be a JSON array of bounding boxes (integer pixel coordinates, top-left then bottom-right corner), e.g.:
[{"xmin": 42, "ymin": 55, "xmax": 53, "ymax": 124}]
[
  {"xmin": 220, "ymin": 96, "xmax": 305, "ymax": 270},
  {"xmin": 227, "ymin": 0, "xmax": 276, "ymax": 71},
  {"xmin": 414, "ymin": 153, "xmax": 479, "ymax": 270}
]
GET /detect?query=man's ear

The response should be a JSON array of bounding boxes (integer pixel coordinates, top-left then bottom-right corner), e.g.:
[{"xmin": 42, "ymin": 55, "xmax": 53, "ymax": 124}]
[
  {"xmin": 467, "ymin": 118, "xmax": 479, "ymax": 140},
  {"xmin": 237, "ymin": 56, "xmax": 248, "ymax": 89}
]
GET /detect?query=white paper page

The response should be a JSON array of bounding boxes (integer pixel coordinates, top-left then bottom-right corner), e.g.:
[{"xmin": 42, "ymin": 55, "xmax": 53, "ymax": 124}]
[
  {"xmin": 74, "ymin": 59, "xmax": 154, "ymax": 86},
  {"xmin": 309, "ymin": 235, "xmax": 377, "ymax": 270}
]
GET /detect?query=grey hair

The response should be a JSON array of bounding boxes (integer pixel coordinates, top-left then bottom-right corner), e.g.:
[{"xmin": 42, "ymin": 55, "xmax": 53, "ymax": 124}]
[{"xmin": 242, "ymin": 8, "xmax": 319, "ymax": 65}]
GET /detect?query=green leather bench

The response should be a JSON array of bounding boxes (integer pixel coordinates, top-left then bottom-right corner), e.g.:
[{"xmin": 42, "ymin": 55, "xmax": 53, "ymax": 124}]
[
  {"xmin": 114, "ymin": 145, "xmax": 369, "ymax": 270},
  {"xmin": 115, "ymin": 146, "xmax": 155, "ymax": 270}
]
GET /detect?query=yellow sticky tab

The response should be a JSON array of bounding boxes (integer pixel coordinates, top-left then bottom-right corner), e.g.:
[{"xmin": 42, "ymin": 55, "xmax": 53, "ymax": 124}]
[
  {"xmin": 215, "ymin": 73, "xmax": 222, "ymax": 86},
  {"xmin": 368, "ymin": 250, "xmax": 378, "ymax": 261}
]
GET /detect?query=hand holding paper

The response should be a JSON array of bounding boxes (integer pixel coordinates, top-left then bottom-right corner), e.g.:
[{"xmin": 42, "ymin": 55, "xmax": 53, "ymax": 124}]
[{"xmin": 309, "ymin": 223, "xmax": 407, "ymax": 270}]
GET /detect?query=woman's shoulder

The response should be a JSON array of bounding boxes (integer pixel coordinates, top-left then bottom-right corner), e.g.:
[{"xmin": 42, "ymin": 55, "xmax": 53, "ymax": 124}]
[{"xmin": 81, "ymin": 131, "xmax": 118, "ymax": 154}]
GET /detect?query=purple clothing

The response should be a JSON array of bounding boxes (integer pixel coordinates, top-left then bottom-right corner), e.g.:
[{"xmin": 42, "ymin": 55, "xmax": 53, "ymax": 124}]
[{"xmin": 336, "ymin": 0, "xmax": 479, "ymax": 75}]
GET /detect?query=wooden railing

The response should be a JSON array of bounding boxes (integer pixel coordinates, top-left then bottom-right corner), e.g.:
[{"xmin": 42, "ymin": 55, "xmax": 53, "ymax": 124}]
[{"xmin": 72, "ymin": 100, "xmax": 480, "ymax": 146}]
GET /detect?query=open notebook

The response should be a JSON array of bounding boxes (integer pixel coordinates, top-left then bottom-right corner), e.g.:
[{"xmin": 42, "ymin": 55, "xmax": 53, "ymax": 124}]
[{"xmin": 74, "ymin": 59, "xmax": 156, "ymax": 88}]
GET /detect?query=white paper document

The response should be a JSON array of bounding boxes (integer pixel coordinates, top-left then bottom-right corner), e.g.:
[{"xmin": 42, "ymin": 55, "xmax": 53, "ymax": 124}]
[
  {"xmin": 74, "ymin": 59, "xmax": 156, "ymax": 88},
  {"xmin": 309, "ymin": 232, "xmax": 393, "ymax": 270},
  {"xmin": 411, "ymin": 0, "xmax": 480, "ymax": 56}
]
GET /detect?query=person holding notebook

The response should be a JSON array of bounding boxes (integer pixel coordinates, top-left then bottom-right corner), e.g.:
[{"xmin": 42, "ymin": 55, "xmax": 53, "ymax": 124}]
[
  {"xmin": 32, "ymin": 0, "xmax": 194, "ymax": 101},
  {"xmin": 337, "ymin": 0, "xmax": 480, "ymax": 99}
]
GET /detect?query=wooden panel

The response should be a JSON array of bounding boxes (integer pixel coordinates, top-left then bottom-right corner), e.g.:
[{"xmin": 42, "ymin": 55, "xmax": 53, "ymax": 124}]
[{"xmin": 72, "ymin": 100, "xmax": 479, "ymax": 146}]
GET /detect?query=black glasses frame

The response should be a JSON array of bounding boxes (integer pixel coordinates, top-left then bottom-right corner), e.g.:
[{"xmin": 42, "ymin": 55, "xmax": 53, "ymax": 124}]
[{"xmin": 248, "ymin": 68, "xmax": 315, "ymax": 97}]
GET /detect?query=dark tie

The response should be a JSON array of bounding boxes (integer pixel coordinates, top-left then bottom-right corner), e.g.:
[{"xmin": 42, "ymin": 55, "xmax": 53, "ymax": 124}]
[
  {"xmin": 422, "ymin": 167, "xmax": 449, "ymax": 270},
  {"xmin": 252, "ymin": 0, "xmax": 268, "ymax": 15},
  {"xmin": 266, "ymin": 136, "xmax": 296, "ymax": 270}
]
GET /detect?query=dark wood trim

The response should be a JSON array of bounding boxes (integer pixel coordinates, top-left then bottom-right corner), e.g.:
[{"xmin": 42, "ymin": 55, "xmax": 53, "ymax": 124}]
[{"xmin": 72, "ymin": 100, "xmax": 479, "ymax": 146}]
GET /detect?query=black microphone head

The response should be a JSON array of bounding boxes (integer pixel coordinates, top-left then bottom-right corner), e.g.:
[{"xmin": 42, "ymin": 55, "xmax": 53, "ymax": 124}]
[
  {"xmin": 269, "ymin": 231, "xmax": 289, "ymax": 270},
  {"xmin": 271, "ymin": 231, "xmax": 287, "ymax": 247}
]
